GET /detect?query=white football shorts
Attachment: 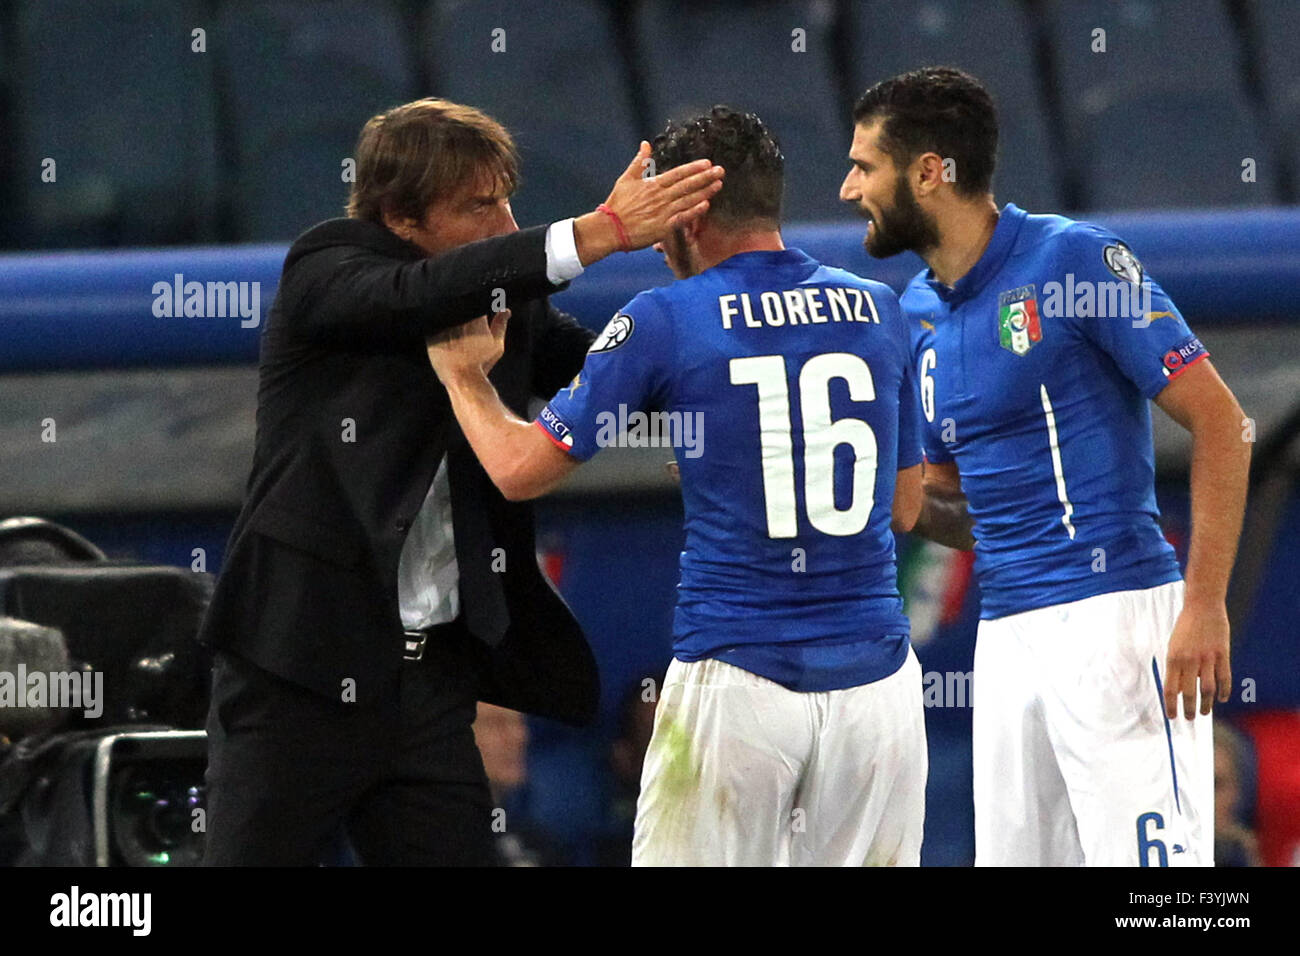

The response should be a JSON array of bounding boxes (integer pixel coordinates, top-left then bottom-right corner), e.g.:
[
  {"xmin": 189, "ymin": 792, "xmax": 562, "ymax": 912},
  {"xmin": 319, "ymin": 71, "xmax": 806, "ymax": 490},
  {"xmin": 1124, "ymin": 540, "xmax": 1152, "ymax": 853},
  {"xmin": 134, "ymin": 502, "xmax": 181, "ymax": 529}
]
[
  {"xmin": 632, "ymin": 647, "xmax": 927, "ymax": 866},
  {"xmin": 973, "ymin": 579, "xmax": 1213, "ymax": 866}
]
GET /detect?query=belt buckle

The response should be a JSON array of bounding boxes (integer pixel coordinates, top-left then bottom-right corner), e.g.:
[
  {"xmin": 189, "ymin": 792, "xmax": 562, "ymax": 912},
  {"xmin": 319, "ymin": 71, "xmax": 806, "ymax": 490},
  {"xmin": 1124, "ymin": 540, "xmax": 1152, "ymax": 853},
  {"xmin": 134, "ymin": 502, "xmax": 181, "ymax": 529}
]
[{"xmin": 403, "ymin": 630, "xmax": 428, "ymax": 662}]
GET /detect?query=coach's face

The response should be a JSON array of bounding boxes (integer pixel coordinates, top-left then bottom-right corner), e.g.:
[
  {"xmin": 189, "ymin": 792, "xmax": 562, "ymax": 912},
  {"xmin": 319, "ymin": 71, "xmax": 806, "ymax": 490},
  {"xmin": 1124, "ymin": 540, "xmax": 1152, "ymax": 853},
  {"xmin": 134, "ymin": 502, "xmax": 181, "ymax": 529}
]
[
  {"xmin": 841, "ymin": 119, "xmax": 938, "ymax": 258},
  {"xmin": 387, "ymin": 167, "xmax": 519, "ymax": 257}
]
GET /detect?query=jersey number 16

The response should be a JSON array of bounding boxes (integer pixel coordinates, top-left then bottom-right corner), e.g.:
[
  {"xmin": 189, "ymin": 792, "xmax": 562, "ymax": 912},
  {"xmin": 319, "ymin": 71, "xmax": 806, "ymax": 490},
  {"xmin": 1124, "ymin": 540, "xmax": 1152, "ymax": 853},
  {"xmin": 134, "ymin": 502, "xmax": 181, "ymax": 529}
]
[{"xmin": 729, "ymin": 352, "xmax": 878, "ymax": 539}]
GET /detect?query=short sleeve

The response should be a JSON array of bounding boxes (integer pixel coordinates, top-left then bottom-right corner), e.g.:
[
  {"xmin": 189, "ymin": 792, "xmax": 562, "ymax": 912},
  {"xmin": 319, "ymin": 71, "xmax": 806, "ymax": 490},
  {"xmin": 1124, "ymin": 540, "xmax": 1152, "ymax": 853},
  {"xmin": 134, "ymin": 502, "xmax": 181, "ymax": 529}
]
[
  {"xmin": 535, "ymin": 292, "xmax": 670, "ymax": 462},
  {"xmin": 897, "ymin": 357, "xmax": 924, "ymax": 470},
  {"xmin": 913, "ymin": 334, "xmax": 953, "ymax": 465},
  {"xmin": 1061, "ymin": 225, "xmax": 1209, "ymax": 399},
  {"xmin": 883, "ymin": 289, "xmax": 924, "ymax": 471},
  {"xmin": 919, "ymin": 413, "xmax": 953, "ymax": 464}
]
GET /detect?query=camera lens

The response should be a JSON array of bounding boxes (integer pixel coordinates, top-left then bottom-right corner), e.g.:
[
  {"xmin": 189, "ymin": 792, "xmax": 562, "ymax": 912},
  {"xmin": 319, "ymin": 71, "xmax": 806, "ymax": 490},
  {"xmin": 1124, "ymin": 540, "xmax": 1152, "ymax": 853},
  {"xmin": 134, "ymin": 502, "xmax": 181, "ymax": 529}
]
[{"xmin": 111, "ymin": 766, "xmax": 206, "ymax": 866}]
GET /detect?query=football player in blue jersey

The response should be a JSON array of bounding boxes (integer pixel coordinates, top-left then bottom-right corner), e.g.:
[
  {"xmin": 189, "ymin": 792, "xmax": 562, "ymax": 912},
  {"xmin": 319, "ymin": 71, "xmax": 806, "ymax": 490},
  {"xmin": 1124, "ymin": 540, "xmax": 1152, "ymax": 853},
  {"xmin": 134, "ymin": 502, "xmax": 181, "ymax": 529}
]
[
  {"xmin": 426, "ymin": 107, "xmax": 928, "ymax": 866},
  {"xmin": 840, "ymin": 67, "xmax": 1251, "ymax": 866}
]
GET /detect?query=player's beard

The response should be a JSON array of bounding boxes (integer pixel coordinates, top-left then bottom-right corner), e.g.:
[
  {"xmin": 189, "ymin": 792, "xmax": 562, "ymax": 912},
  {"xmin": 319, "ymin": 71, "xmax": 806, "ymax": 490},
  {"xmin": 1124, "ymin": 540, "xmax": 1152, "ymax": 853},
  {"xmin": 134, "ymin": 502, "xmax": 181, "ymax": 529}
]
[{"xmin": 864, "ymin": 173, "xmax": 940, "ymax": 259}]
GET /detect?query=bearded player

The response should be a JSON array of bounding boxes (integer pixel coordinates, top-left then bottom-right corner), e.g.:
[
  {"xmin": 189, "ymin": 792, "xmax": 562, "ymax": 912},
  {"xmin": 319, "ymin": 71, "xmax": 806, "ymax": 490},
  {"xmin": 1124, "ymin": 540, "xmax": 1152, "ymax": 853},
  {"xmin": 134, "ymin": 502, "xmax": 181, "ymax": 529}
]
[
  {"xmin": 841, "ymin": 67, "xmax": 1250, "ymax": 866},
  {"xmin": 427, "ymin": 107, "xmax": 928, "ymax": 866}
]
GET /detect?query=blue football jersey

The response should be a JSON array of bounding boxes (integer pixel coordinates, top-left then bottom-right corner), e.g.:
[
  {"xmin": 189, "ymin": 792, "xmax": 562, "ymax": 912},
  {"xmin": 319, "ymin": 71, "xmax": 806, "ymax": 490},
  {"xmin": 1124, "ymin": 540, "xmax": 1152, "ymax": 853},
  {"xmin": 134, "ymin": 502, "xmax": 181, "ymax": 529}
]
[
  {"xmin": 539, "ymin": 248, "xmax": 922, "ymax": 691},
  {"xmin": 905, "ymin": 204, "xmax": 1205, "ymax": 619}
]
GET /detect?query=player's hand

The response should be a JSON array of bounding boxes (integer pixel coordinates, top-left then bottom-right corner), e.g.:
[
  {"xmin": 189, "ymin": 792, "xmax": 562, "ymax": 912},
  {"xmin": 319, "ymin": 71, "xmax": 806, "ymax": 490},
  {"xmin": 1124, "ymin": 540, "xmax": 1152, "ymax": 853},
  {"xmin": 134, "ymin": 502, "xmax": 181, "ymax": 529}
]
[
  {"xmin": 426, "ymin": 311, "xmax": 510, "ymax": 383},
  {"xmin": 602, "ymin": 142, "xmax": 724, "ymax": 249},
  {"xmin": 1163, "ymin": 599, "xmax": 1231, "ymax": 720}
]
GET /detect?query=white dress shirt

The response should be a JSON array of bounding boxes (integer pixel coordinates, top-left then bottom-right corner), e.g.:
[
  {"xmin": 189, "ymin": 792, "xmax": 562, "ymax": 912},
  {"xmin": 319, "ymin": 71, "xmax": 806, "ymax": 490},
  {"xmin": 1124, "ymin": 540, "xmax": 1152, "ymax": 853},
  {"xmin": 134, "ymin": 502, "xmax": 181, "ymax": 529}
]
[
  {"xmin": 544, "ymin": 217, "xmax": 586, "ymax": 285},
  {"xmin": 396, "ymin": 219, "xmax": 585, "ymax": 631}
]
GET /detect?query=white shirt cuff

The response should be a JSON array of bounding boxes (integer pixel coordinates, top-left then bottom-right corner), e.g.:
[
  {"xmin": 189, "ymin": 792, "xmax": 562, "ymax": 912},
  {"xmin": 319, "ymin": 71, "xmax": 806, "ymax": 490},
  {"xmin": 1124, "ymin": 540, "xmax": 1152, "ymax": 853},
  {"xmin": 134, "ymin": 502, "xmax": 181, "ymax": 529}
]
[{"xmin": 545, "ymin": 218, "xmax": 585, "ymax": 285}]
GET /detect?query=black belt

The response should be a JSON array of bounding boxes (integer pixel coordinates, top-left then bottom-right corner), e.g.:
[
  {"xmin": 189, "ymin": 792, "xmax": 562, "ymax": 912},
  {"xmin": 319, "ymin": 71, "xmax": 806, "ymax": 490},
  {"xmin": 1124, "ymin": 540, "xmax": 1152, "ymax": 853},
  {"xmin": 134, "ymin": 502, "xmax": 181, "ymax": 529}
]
[{"xmin": 402, "ymin": 620, "xmax": 464, "ymax": 662}]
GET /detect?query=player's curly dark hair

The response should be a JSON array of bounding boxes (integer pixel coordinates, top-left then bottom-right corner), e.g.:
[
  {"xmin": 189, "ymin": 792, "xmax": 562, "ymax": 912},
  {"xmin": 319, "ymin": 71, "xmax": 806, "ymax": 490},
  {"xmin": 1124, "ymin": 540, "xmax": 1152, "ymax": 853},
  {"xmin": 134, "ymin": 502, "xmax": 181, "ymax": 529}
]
[
  {"xmin": 650, "ymin": 105, "xmax": 783, "ymax": 227},
  {"xmin": 853, "ymin": 67, "xmax": 998, "ymax": 198}
]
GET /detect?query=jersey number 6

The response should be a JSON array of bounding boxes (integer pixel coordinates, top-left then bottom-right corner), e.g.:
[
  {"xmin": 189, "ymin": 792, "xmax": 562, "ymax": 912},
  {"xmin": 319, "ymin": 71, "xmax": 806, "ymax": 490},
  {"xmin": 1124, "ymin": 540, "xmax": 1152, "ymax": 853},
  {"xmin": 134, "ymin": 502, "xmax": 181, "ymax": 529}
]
[{"xmin": 729, "ymin": 352, "xmax": 877, "ymax": 539}]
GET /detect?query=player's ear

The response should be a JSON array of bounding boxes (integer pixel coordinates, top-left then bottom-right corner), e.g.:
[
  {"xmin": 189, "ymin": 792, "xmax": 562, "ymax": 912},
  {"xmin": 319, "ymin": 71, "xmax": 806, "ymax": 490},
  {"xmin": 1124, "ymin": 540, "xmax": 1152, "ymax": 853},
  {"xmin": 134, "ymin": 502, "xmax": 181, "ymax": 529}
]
[
  {"xmin": 914, "ymin": 152, "xmax": 944, "ymax": 195},
  {"xmin": 681, "ymin": 217, "xmax": 704, "ymax": 243},
  {"xmin": 380, "ymin": 200, "xmax": 426, "ymax": 242}
]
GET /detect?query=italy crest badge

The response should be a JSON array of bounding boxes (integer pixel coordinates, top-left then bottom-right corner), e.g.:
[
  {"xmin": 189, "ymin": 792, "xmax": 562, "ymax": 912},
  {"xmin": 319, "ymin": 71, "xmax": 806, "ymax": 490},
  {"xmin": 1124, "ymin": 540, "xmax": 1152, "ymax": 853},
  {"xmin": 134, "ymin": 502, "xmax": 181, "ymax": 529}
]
[{"xmin": 998, "ymin": 284, "xmax": 1042, "ymax": 356}]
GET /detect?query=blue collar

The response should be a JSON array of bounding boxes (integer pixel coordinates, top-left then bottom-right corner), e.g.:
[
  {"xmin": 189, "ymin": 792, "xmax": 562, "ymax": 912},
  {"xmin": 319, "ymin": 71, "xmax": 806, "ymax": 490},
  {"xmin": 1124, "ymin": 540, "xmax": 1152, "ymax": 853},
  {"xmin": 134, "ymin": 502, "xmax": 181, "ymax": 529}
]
[
  {"xmin": 924, "ymin": 203, "xmax": 1026, "ymax": 304},
  {"xmin": 712, "ymin": 248, "xmax": 819, "ymax": 272}
]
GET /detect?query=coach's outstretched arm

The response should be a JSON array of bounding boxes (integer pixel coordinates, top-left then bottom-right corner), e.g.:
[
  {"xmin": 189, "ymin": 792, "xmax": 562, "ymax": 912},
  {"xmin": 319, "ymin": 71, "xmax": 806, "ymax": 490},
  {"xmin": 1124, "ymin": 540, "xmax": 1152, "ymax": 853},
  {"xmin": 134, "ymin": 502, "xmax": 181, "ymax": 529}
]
[
  {"xmin": 298, "ymin": 143, "xmax": 724, "ymax": 345},
  {"xmin": 1153, "ymin": 359, "xmax": 1250, "ymax": 720},
  {"xmin": 427, "ymin": 313, "xmax": 580, "ymax": 501}
]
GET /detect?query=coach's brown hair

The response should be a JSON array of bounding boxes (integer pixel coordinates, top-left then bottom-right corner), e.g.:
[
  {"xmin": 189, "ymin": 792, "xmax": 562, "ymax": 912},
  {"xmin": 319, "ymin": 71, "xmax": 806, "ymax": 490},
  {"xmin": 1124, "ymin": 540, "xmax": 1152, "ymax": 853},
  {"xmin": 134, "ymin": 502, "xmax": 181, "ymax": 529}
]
[{"xmin": 346, "ymin": 98, "xmax": 520, "ymax": 224}]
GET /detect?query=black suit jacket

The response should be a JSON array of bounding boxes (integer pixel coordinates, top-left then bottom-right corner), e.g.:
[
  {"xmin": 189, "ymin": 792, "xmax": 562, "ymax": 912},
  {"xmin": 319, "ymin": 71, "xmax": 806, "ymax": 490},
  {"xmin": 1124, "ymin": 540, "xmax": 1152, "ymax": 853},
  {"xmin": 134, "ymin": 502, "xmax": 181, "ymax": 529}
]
[{"xmin": 197, "ymin": 218, "xmax": 599, "ymax": 725}]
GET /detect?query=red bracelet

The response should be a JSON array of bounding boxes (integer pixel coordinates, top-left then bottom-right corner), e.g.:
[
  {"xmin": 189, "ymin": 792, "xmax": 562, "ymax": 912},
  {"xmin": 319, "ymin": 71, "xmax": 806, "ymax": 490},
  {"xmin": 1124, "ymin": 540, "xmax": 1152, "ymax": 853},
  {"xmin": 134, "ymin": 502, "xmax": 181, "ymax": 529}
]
[{"xmin": 596, "ymin": 203, "xmax": 631, "ymax": 252}]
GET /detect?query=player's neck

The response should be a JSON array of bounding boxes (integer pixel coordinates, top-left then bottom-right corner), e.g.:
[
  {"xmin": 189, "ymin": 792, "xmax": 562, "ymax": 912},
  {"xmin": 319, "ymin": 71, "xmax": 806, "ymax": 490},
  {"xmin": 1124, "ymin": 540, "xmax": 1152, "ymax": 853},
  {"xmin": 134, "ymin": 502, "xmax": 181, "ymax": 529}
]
[
  {"xmin": 923, "ymin": 198, "xmax": 1001, "ymax": 288},
  {"xmin": 696, "ymin": 229, "xmax": 785, "ymax": 273}
]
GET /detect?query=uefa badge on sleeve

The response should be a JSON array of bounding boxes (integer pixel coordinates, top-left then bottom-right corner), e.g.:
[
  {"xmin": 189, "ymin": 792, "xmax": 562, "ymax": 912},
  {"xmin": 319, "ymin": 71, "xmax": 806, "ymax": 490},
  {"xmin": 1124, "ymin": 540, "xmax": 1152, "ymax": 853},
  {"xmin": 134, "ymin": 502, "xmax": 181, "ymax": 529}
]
[{"xmin": 997, "ymin": 285, "xmax": 1042, "ymax": 356}]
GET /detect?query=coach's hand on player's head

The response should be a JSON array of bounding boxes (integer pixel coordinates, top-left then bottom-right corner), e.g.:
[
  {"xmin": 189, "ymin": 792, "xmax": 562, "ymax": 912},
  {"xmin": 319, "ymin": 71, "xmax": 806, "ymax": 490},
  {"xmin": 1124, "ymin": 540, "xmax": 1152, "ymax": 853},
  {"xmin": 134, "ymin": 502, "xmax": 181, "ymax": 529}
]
[
  {"xmin": 426, "ymin": 310, "xmax": 510, "ymax": 384},
  {"xmin": 574, "ymin": 142, "xmax": 724, "ymax": 264},
  {"xmin": 1163, "ymin": 600, "xmax": 1232, "ymax": 720}
]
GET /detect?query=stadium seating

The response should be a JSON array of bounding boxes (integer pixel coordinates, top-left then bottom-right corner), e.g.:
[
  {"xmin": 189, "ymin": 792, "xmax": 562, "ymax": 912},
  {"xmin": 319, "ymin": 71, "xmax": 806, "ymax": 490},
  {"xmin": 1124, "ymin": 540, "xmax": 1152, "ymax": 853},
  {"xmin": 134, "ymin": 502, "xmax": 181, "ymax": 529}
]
[
  {"xmin": 1255, "ymin": 0, "xmax": 1300, "ymax": 180},
  {"xmin": 423, "ymin": 0, "xmax": 640, "ymax": 228},
  {"xmin": 845, "ymin": 0, "xmax": 1067, "ymax": 212},
  {"xmin": 0, "ymin": 17, "xmax": 13, "ymax": 248},
  {"xmin": 1046, "ymin": 0, "xmax": 1278, "ymax": 208},
  {"xmin": 3, "ymin": 0, "xmax": 1295, "ymax": 252},
  {"xmin": 214, "ymin": 0, "xmax": 416, "ymax": 240},
  {"xmin": 2, "ymin": 0, "xmax": 1299, "ymax": 876},
  {"xmin": 634, "ymin": 0, "xmax": 855, "ymax": 222},
  {"xmin": 12, "ymin": 0, "xmax": 219, "ymax": 246}
]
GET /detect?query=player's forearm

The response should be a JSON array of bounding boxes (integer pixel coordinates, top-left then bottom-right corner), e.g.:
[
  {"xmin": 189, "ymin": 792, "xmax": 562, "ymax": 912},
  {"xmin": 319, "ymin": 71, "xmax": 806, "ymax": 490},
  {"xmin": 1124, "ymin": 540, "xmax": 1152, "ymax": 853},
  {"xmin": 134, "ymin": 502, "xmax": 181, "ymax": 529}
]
[
  {"xmin": 912, "ymin": 488, "xmax": 976, "ymax": 551},
  {"xmin": 1182, "ymin": 406, "xmax": 1251, "ymax": 608},
  {"xmin": 441, "ymin": 370, "xmax": 547, "ymax": 500}
]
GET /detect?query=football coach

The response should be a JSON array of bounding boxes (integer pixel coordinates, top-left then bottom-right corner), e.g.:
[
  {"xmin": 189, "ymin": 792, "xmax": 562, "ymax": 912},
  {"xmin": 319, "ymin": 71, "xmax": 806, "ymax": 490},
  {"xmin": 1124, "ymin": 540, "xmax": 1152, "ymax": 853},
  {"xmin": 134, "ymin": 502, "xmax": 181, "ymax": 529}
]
[{"xmin": 197, "ymin": 97, "xmax": 724, "ymax": 865}]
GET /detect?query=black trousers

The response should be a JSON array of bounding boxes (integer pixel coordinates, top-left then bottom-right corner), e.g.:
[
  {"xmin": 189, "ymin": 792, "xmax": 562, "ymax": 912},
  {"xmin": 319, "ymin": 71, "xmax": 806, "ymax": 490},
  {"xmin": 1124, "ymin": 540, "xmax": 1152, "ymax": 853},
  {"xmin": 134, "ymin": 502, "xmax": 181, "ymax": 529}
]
[{"xmin": 201, "ymin": 622, "xmax": 497, "ymax": 866}]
